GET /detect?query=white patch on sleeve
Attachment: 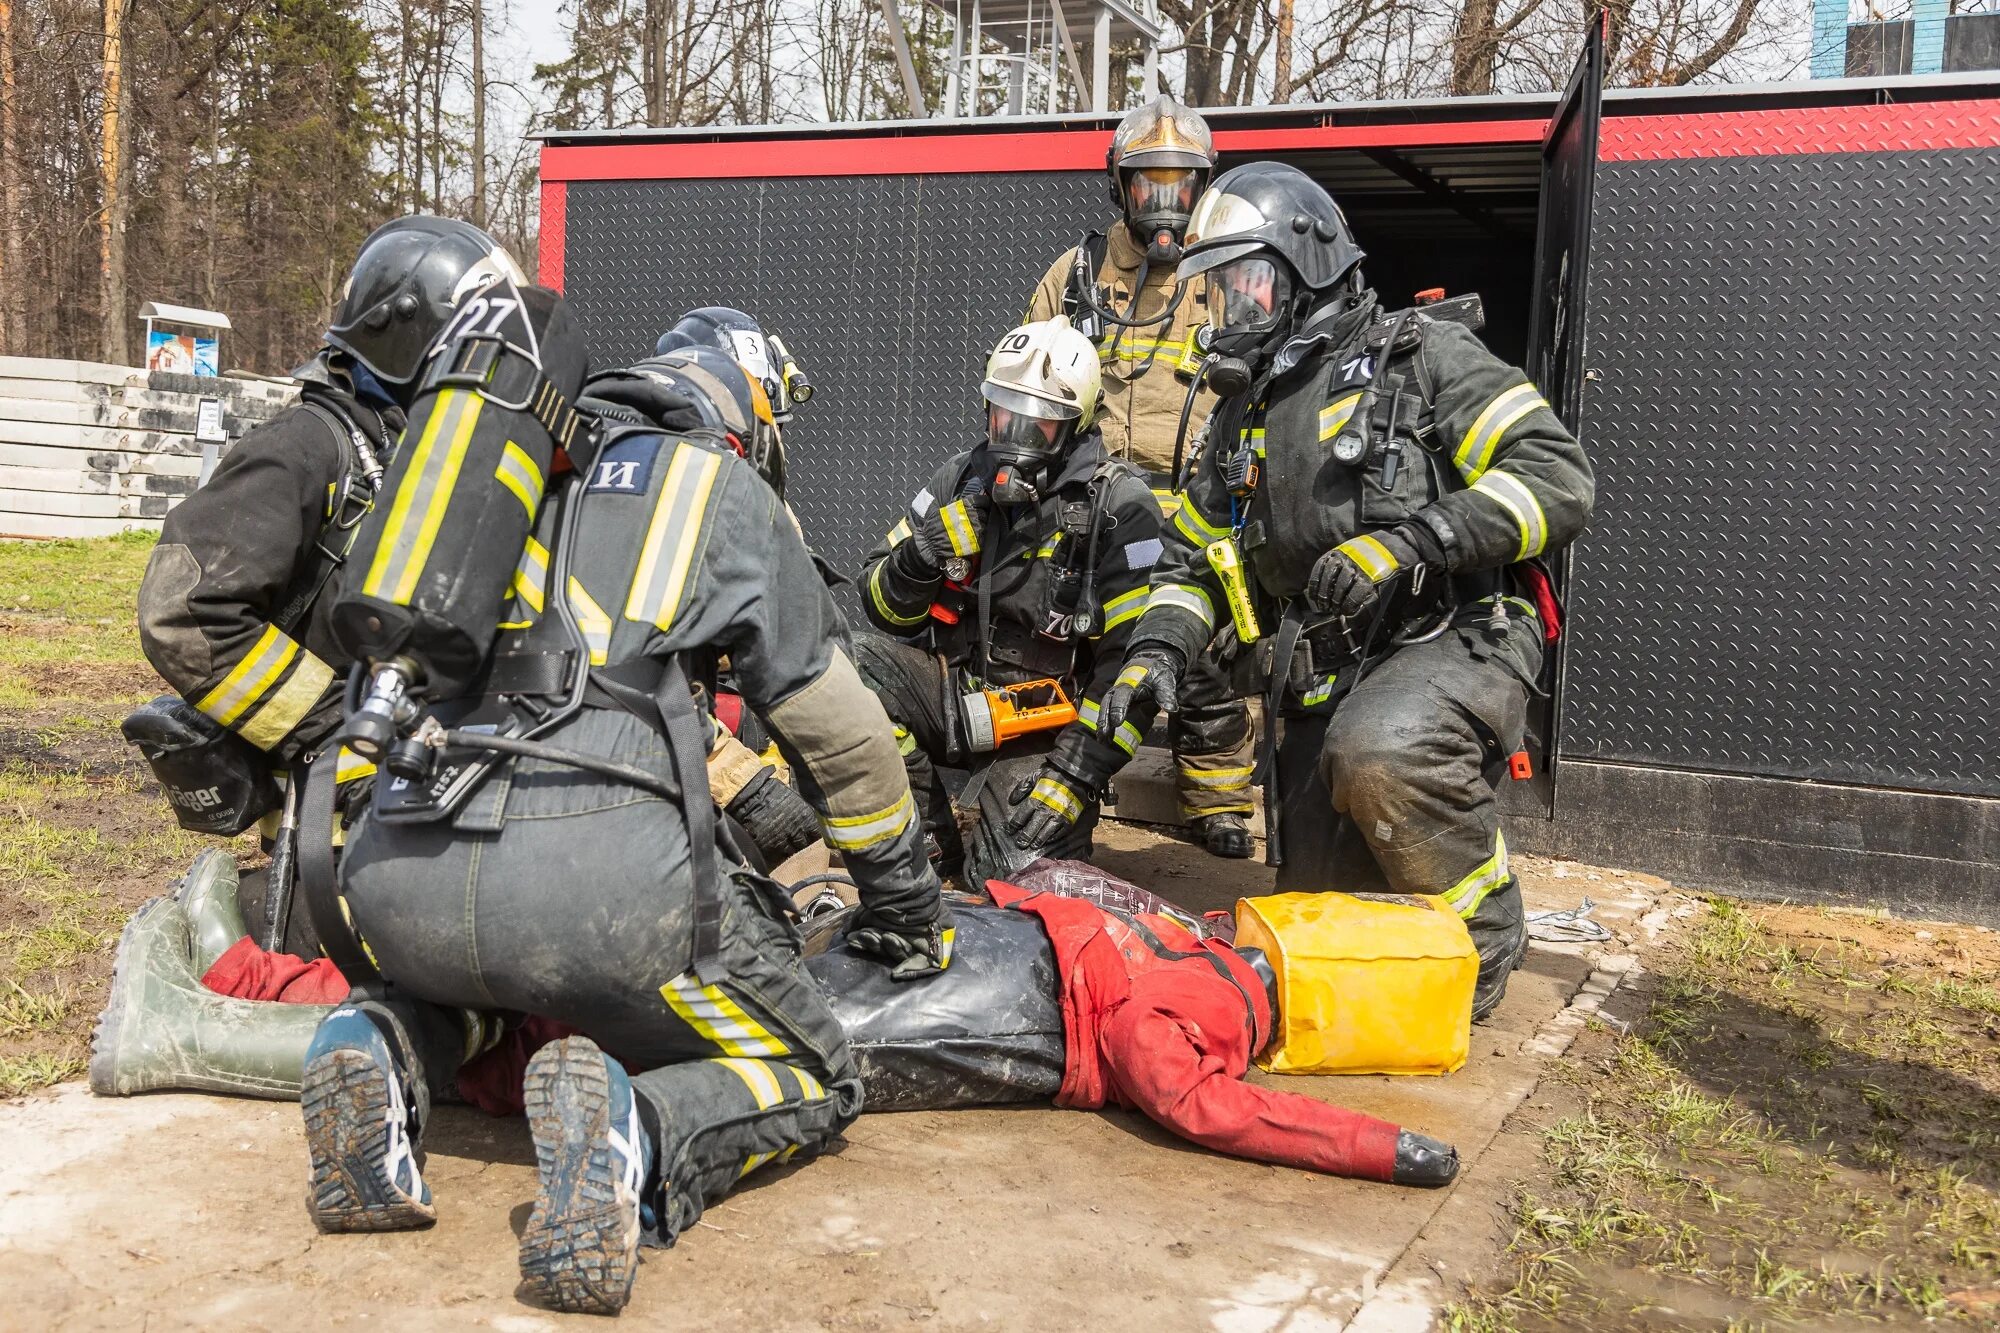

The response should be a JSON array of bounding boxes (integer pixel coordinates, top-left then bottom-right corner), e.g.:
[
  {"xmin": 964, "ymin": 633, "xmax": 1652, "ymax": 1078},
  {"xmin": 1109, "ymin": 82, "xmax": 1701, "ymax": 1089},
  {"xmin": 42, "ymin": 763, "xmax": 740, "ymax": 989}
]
[
  {"xmin": 912, "ymin": 487, "xmax": 935, "ymax": 518},
  {"xmin": 1123, "ymin": 537, "xmax": 1163, "ymax": 571}
]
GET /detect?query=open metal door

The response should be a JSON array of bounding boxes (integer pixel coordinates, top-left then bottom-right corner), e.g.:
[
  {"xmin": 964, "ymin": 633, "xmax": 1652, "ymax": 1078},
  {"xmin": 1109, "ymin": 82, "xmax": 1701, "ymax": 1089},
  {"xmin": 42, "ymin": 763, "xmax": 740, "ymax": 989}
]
[{"xmin": 1508, "ymin": 15, "xmax": 1604, "ymax": 819}]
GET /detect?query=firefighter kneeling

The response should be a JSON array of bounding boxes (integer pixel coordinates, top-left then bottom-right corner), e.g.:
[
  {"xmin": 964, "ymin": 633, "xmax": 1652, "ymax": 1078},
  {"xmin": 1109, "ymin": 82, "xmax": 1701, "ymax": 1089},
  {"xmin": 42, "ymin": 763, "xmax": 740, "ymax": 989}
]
[
  {"xmin": 294, "ymin": 290, "xmax": 947, "ymax": 1316},
  {"xmin": 1101, "ymin": 162, "xmax": 1595, "ymax": 1022},
  {"xmin": 856, "ymin": 317, "xmax": 1167, "ymax": 886}
]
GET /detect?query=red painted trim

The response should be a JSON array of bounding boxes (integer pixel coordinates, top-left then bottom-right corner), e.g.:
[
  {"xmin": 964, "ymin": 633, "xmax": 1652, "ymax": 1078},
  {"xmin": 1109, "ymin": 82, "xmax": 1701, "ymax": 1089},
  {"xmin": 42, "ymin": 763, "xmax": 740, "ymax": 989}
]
[
  {"xmin": 1214, "ymin": 120, "xmax": 1547, "ymax": 152},
  {"xmin": 1601, "ymin": 100, "xmax": 2000, "ymax": 160},
  {"xmin": 537, "ymin": 118, "xmax": 1549, "ymax": 183},
  {"xmin": 538, "ymin": 182, "xmax": 566, "ymax": 293}
]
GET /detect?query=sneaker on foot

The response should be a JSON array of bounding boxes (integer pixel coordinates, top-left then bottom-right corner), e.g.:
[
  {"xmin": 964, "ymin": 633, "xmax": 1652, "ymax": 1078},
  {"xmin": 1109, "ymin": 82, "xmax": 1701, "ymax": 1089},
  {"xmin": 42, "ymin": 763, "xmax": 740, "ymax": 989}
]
[
  {"xmin": 300, "ymin": 1007, "xmax": 435, "ymax": 1232},
  {"xmin": 519, "ymin": 1035, "xmax": 650, "ymax": 1316}
]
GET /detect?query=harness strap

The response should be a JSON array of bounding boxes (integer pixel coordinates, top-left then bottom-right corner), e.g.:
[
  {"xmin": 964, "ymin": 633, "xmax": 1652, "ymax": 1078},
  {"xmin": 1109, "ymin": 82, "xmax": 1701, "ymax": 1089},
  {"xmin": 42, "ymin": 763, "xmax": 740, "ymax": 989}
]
[
  {"xmin": 1259, "ymin": 609, "xmax": 1306, "ymax": 870},
  {"xmin": 653, "ymin": 657, "xmax": 727, "ymax": 981},
  {"xmin": 437, "ymin": 334, "xmax": 588, "ymax": 457},
  {"xmin": 295, "ymin": 751, "xmax": 384, "ymax": 996}
]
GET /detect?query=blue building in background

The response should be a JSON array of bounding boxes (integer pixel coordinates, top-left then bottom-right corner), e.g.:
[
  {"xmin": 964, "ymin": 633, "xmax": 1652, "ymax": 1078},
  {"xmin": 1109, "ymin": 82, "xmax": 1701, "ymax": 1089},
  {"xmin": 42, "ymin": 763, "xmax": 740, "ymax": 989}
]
[{"xmin": 1813, "ymin": 0, "xmax": 2000, "ymax": 78}]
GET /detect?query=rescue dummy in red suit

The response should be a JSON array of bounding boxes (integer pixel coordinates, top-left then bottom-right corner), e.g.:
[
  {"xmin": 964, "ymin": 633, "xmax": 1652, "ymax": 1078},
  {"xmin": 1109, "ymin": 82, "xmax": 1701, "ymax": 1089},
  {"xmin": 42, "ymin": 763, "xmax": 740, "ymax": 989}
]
[{"xmin": 104, "ymin": 861, "xmax": 1458, "ymax": 1185}]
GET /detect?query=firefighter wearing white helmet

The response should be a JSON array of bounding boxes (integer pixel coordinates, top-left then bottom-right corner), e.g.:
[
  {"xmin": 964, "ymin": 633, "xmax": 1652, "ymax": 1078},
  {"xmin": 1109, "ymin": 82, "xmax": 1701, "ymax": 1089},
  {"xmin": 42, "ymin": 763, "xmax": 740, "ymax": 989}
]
[
  {"xmin": 1025, "ymin": 95, "xmax": 1259, "ymax": 861},
  {"xmin": 855, "ymin": 317, "xmax": 1170, "ymax": 884}
]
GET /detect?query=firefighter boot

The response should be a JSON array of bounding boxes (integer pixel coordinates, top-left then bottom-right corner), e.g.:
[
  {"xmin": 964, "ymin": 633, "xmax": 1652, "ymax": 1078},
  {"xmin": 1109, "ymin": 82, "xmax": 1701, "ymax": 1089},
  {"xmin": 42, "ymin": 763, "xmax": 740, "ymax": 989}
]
[
  {"xmin": 302, "ymin": 1004, "xmax": 438, "ymax": 1232},
  {"xmin": 520, "ymin": 1036, "xmax": 652, "ymax": 1316},
  {"xmin": 1468, "ymin": 876, "xmax": 1528, "ymax": 1024},
  {"xmin": 1191, "ymin": 812, "xmax": 1254, "ymax": 859},
  {"xmin": 177, "ymin": 848, "xmax": 248, "ymax": 974},
  {"xmin": 89, "ymin": 894, "xmax": 329, "ymax": 1100}
]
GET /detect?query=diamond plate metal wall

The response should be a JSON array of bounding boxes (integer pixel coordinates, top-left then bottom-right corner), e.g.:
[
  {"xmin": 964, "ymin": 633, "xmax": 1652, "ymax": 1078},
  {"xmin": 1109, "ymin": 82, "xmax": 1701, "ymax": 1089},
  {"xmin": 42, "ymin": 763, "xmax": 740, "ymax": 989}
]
[
  {"xmin": 1563, "ymin": 149, "xmax": 2000, "ymax": 797},
  {"xmin": 563, "ymin": 174, "xmax": 1105, "ymax": 607}
]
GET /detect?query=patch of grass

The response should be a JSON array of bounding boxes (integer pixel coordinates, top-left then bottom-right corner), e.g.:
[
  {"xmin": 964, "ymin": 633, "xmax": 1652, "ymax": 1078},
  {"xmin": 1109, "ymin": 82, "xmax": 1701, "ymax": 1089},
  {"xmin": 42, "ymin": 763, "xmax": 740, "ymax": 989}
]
[
  {"xmin": 1451, "ymin": 899, "xmax": 2000, "ymax": 1330},
  {"xmin": 0, "ymin": 530, "xmax": 156, "ymax": 623},
  {"xmin": 9, "ymin": 918, "xmax": 112, "ymax": 973},
  {"xmin": 0, "ymin": 1052, "xmax": 85, "ymax": 1096},
  {"xmin": 0, "ymin": 981, "xmax": 69, "ymax": 1036}
]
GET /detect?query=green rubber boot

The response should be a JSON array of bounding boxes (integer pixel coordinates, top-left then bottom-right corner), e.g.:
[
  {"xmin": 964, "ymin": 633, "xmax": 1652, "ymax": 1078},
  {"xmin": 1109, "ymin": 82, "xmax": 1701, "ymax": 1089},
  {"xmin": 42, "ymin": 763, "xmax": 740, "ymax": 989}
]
[
  {"xmin": 89, "ymin": 894, "xmax": 331, "ymax": 1100},
  {"xmin": 178, "ymin": 848, "xmax": 249, "ymax": 975}
]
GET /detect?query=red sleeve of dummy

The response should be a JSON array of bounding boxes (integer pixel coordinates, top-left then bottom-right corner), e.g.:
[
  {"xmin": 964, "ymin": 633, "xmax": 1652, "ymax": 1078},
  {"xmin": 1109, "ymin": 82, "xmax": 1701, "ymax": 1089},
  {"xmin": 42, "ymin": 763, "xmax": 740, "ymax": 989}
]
[
  {"xmin": 200, "ymin": 936, "xmax": 348, "ymax": 1004},
  {"xmin": 1100, "ymin": 978, "xmax": 1403, "ymax": 1182}
]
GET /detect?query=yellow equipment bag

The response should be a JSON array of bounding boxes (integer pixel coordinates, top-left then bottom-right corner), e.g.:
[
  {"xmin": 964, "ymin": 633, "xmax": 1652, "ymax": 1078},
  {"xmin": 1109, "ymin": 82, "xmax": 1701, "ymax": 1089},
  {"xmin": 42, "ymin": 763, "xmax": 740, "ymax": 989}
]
[{"xmin": 1234, "ymin": 891, "xmax": 1478, "ymax": 1076}]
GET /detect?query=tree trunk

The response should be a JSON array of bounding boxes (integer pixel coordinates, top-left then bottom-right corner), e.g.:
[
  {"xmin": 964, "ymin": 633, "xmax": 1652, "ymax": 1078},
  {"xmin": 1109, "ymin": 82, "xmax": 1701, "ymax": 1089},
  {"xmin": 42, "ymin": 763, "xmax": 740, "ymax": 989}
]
[
  {"xmin": 471, "ymin": 0, "xmax": 487, "ymax": 226},
  {"xmin": 1451, "ymin": 0, "xmax": 1502, "ymax": 95},
  {"xmin": 100, "ymin": 0, "xmax": 130, "ymax": 364},
  {"xmin": 1274, "ymin": 0, "xmax": 1294, "ymax": 101},
  {"xmin": 643, "ymin": 0, "xmax": 665, "ymax": 123},
  {"xmin": 0, "ymin": 0, "xmax": 18, "ymax": 355}
]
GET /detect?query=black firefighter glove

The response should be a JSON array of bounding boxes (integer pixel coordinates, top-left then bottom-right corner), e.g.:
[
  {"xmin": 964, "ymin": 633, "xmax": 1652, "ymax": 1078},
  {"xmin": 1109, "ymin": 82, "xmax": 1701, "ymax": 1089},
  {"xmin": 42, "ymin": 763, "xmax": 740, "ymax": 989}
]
[
  {"xmin": 725, "ymin": 766, "xmax": 823, "ymax": 869},
  {"xmin": 1303, "ymin": 522, "xmax": 1447, "ymax": 621},
  {"xmin": 1096, "ymin": 643, "xmax": 1186, "ymax": 737},
  {"xmin": 847, "ymin": 898, "xmax": 956, "ymax": 982},
  {"xmin": 892, "ymin": 491, "xmax": 992, "ymax": 583},
  {"xmin": 1006, "ymin": 761, "xmax": 1098, "ymax": 852}
]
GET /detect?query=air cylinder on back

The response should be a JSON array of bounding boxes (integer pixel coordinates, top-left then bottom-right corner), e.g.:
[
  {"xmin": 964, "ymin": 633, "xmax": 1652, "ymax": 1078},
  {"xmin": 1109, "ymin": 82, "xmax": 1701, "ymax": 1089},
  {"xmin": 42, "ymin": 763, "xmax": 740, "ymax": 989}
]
[{"xmin": 331, "ymin": 279, "xmax": 587, "ymax": 700}]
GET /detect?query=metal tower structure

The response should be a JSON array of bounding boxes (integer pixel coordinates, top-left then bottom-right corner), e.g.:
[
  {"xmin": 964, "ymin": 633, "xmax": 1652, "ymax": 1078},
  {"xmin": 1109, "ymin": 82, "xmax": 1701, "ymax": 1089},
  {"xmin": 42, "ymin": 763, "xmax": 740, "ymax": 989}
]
[{"xmin": 875, "ymin": 0, "xmax": 1166, "ymax": 117}]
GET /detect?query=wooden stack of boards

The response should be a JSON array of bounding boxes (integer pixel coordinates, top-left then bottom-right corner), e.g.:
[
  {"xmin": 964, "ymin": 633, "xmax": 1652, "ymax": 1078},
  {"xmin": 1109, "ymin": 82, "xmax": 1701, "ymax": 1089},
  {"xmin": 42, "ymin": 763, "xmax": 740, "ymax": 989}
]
[{"xmin": 0, "ymin": 355, "xmax": 297, "ymax": 539}]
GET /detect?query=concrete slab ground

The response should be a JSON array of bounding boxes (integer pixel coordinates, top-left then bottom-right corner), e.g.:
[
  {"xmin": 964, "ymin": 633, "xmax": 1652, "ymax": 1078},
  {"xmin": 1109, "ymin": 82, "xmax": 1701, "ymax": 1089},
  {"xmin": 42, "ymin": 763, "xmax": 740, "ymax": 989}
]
[{"xmin": 0, "ymin": 824, "xmax": 1673, "ymax": 1332}]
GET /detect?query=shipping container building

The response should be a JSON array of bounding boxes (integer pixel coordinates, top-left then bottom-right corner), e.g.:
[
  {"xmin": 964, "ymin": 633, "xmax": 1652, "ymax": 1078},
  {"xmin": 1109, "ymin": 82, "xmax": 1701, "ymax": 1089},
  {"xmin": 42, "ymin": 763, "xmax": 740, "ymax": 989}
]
[{"xmin": 538, "ymin": 60, "xmax": 2000, "ymax": 921}]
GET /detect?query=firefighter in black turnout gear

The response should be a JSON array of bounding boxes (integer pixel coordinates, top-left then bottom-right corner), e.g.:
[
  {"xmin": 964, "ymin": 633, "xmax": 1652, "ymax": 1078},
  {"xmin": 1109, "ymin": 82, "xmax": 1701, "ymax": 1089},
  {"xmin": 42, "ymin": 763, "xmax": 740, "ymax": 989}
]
[
  {"xmin": 856, "ymin": 317, "xmax": 1167, "ymax": 886},
  {"xmin": 1025, "ymin": 96, "xmax": 1258, "ymax": 859},
  {"xmin": 1099, "ymin": 163, "xmax": 1595, "ymax": 1021},
  {"xmin": 295, "ymin": 299, "xmax": 949, "ymax": 1315},
  {"xmin": 131, "ymin": 215, "xmax": 527, "ymax": 956}
]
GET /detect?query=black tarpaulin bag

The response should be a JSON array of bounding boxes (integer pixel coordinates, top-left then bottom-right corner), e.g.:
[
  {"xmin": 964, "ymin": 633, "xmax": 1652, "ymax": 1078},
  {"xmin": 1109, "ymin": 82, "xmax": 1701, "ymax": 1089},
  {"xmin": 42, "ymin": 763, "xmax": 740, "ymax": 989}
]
[{"xmin": 802, "ymin": 899, "xmax": 1066, "ymax": 1112}]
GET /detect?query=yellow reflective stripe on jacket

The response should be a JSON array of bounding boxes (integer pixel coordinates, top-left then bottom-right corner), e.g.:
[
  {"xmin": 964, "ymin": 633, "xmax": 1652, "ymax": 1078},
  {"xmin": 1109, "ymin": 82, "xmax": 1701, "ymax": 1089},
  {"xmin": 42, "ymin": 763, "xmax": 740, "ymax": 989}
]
[
  {"xmin": 197, "ymin": 625, "xmax": 296, "ymax": 727},
  {"xmin": 1148, "ymin": 582, "xmax": 1215, "ymax": 628},
  {"xmin": 1472, "ymin": 470, "xmax": 1551, "ymax": 560},
  {"xmin": 1075, "ymin": 699, "xmax": 1144, "ymax": 754},
  {"xmin": 713, "ymin": 1055, "xmax": 786, "ymax": 1109},
  {"xmin": 363, "ymin": 388, "xmax": 483, "ymax": 603},
  {"xmin": 823, "ymin": 789, "xmax": 915, "ymax": 851},
  {"xmin": 940, "ymin": 498, "xmax": 981, "ymax": 557},
  {"xmin": 199, "ymin": 625, "xmax": 330, "ymax": 748},
  {"xmin": 1338, "ymin": 534, "xmax": 1400, "ymax": 583},
  {"xmin": 869, "ymin": 561, "xmax": 928, "ymax": 627},
  {"xmin": 893, "ymin": 722, "xmax": 918, "ymax": 757},
  {"xmin": 235, "ymin": 649, "xmax": 335, "ymax": 751},
  {"xmin": 334, "ymin": 747, "xmax": 376, "ymax": 784},
  {"xmin": 661, "ymin": 978, "xmax": 791, "ymax": 1058},
  {"xmin": 509, "ymin": 536, "xmax": 549, "ymax": 616},
  {"xmin": 1029, "ymin": 776, "xmax": 1083, "ymax": 821},
  {"xmin": 1455, "ymin": 383, "xmax": 1548, "ymax": 482},
  {"xmin": 494, "ymin": 440, "xmax": 543, "ymax": 517},
  {"xmin": 626, "ymin": 442, "xmax": 723, "ymax": 630},
  {"xmin": 1173, "ymin": 497, "xmax": 1229, "ymax": 546},
  {"xmin": 1319, "ymin": 391, "xmax": 1364, "ymax": 441},
  {"xmin": 1100, "ymin": 585, "xmax": 1148, "ymax": 632},
  {"xmin": 1442, "ymin": 830, "xmax": 1510, "ymax": 919},
  {"xmin": 567, "ymin": 576, "xmax": 612, "ymax": 665},
  {"xmin": 887, "ymin": 517, "xmax": 913, "ymax": 547}
]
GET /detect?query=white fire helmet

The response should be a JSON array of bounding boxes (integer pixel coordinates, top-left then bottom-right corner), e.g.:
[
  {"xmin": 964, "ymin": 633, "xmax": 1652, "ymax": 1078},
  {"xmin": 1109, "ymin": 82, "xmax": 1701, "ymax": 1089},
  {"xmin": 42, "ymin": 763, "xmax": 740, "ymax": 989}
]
[{"xmin": 980, "ymin": 316, "xmax": 1102, "ymax": 434}]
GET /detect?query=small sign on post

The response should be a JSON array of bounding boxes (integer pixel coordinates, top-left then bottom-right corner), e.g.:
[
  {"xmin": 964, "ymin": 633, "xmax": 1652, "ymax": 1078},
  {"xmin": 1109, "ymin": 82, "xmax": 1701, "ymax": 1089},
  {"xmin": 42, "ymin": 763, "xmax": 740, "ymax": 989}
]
[{"xmin": 195, "ymin": 397, "xmax": 227, "ymax": 487}]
